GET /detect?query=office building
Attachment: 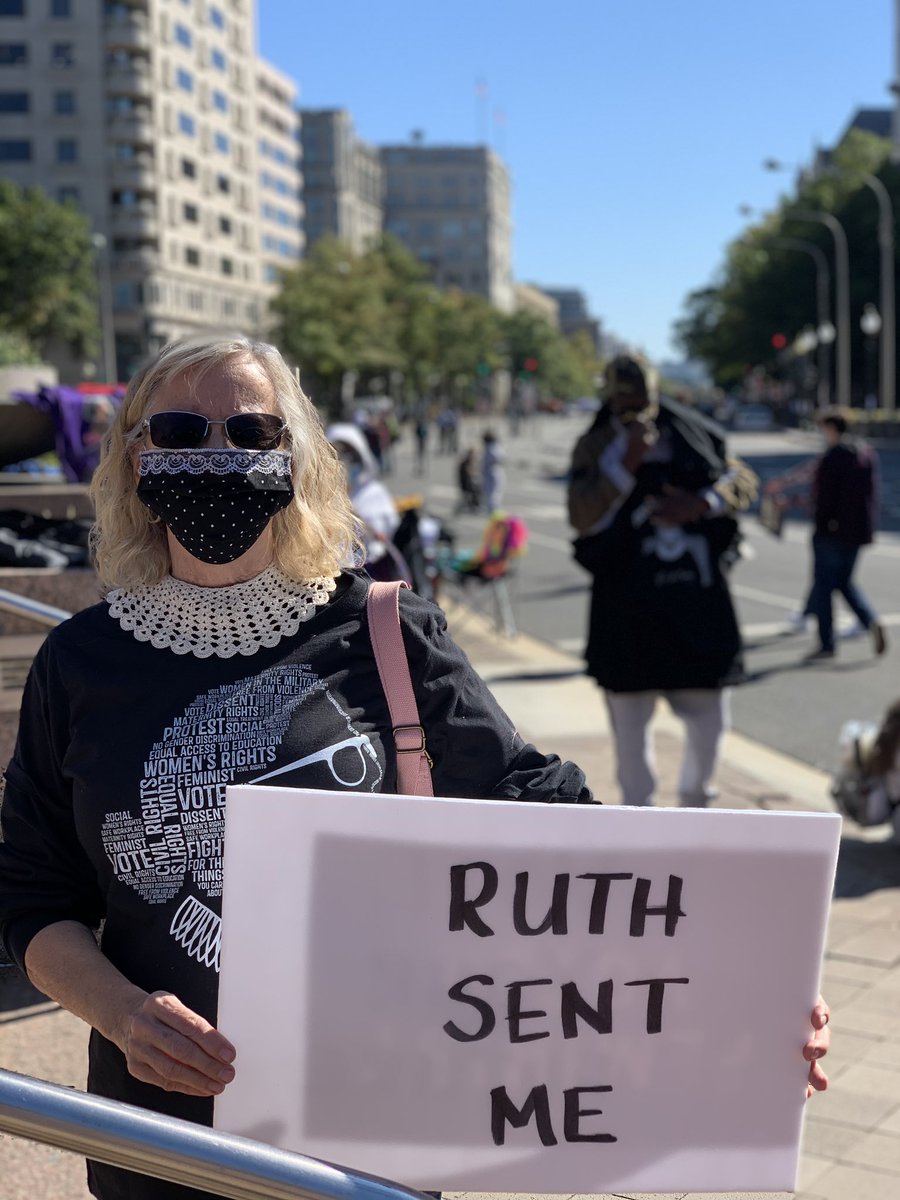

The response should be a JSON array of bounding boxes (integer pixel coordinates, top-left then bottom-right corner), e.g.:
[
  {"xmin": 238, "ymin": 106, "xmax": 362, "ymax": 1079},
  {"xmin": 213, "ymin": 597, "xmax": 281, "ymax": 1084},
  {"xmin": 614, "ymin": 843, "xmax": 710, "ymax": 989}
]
[
  {"xmin": 381, "ymin": 143, "xmax": 513, "ymax": 311},
  {"xmin": 513, "ymin": 283, "xmax": 559, "ymax": 327},
  {"xmin": 300, "ymin": 108, "xmax": 382, "ymax": 253},
  {"xmin": 542, "ymin": 287, "xmax": 601, "ymax": 350},
  {"xmin": 0, "ymin": 0, "xmax": 300, "ymax": 379}
]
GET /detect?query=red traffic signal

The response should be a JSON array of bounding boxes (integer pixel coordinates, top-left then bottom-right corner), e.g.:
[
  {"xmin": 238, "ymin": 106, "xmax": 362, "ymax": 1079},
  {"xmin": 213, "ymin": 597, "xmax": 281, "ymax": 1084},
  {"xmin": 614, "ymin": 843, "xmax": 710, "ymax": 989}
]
[
  {"xmin": 523, "ymin": 357, "xmax": 539, "ymax": 373},
  {"xmin": 770, "ymin": 333, "xmax": 787, "ymax": 350}
]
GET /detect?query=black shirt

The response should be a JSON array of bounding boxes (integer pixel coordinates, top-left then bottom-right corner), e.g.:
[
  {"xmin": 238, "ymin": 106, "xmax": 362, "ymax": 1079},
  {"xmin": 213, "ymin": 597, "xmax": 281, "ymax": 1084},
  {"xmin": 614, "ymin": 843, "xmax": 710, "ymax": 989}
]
[{"xmin": 0, "ymin": 571, "xmax": 591, "ymax": 1200}]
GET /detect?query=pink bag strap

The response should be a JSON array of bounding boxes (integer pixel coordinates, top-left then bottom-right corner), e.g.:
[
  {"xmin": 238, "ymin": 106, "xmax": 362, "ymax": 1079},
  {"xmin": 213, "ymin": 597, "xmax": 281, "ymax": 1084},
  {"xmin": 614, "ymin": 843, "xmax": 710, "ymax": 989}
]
[{"xmin": 366, "ymin": 580, "xmax": 434, "ymax": 797}]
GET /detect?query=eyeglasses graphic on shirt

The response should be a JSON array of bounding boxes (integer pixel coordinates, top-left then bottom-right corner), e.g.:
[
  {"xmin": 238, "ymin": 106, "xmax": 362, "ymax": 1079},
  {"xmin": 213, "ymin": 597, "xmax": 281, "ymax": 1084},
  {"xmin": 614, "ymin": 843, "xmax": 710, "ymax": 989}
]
[{"xmin": 250, "ymin": 734, "xmax": 379, "ymax": 788}]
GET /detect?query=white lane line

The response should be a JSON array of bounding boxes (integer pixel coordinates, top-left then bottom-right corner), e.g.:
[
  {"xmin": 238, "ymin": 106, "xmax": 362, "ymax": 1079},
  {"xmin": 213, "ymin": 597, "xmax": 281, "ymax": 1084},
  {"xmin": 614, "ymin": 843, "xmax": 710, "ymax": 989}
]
[
  {"xmin": 745, "ymin": 521, "xmax": 900, "ymax": 559},
  {"xmin": 732, "ymin": 583, "xmax": 800, "ymax": 611}
]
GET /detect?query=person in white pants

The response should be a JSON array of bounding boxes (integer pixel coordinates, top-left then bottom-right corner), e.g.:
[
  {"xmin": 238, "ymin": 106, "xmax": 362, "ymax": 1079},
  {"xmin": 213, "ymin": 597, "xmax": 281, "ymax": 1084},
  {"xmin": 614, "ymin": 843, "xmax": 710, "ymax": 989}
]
[
  {"xmin": 604, "ymin": 688, "xmax": 729, "ymax": 806},
  {"xmin": 568, "ymin": 356, "xmax": 757, "ymax": 808}
]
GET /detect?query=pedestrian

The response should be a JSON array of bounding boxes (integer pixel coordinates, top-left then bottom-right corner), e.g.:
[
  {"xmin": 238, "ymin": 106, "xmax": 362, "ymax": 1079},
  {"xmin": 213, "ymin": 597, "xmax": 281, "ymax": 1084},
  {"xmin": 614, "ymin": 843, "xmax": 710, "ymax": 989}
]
[
  {"xmin": 0, "ymin": 334, "xmax": 595, "ymax": 1200},
  {"xmin": 456, "ymin": 447, "xmax": 481, "ymax": 513},
  {"xmin": 804, "ymin": 410, "xmax": 886, "ymax": 662},
  {"xmin": 481, "ymin": 428, "xmax": 505, "ymax": 513},
  {"xmin": 326, "ymin": 421, "xmax": 405, "ymax": 581},
  {"xmin": 413, "ymin": 412, "xmax": 429, "ymax": 476},
  {"xmin": 568, "ymin": 355, "xmax": 758, "ymax": 808},
  {"xmin": 436, "ymin": 406, "xmax": 458, "ymax": 455}
]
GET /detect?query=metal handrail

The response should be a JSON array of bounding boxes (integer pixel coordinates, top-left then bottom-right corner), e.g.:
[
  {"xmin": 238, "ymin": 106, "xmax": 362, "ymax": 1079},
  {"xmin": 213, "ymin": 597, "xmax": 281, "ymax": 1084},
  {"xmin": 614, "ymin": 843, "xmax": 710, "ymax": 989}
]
[
  {"xmin": 0, "ymin": 588, "xmax": 71, "ymax": 629},
  {"xmin": 0, "ymin": 1068, "xmax": 426, "ymax": 1200}
]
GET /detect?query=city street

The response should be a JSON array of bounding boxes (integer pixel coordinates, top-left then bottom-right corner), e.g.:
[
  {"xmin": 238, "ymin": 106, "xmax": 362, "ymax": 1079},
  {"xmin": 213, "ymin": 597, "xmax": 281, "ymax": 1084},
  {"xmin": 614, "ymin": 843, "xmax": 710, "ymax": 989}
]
[{"xmin": 387, "ymin": 416, "xmax": 900, "ymax": 775}]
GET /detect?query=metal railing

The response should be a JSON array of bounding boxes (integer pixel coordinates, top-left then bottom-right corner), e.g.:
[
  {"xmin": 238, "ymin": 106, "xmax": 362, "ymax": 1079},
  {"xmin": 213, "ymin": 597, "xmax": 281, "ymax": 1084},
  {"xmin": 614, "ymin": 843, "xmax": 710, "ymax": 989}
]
[
  {"xmin": 0, "ymin": 1068, "xmax": 426, "ymax": 1200},
  {"xmin": 0, "ymin": 588, "xmax": 72, "ymax": 629}
]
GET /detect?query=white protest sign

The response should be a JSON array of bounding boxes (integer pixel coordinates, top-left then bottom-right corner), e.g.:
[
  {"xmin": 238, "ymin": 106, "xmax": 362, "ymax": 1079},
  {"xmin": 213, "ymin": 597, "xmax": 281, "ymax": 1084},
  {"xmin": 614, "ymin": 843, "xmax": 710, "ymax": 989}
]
[{"xmin": 216, "ymin": 789, "xmax": 839, "ymax": 1195}]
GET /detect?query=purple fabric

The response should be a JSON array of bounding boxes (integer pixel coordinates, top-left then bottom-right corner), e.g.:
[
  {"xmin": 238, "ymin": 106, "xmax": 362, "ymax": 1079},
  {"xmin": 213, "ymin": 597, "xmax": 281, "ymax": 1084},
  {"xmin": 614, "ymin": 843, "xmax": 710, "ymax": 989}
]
[{"xmin": 13, "ymin": 387, "xmax": 123, "ymax": 482}]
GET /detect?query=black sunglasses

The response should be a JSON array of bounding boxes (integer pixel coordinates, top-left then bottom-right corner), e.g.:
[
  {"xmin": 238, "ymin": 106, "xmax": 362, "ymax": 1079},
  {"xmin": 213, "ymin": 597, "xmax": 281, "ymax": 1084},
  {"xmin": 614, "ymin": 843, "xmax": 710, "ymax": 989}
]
[{"xmin": 142, "ymin": 410, "xmax": 287, "ymax": 451}]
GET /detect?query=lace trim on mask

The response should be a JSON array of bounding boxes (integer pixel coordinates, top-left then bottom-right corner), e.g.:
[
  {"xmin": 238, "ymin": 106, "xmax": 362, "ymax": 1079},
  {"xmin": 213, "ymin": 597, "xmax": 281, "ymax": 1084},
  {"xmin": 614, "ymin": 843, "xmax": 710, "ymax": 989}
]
[
  {"xmin": 138, "ymin": 448, "xmax": 293, "ymax": 478},
  {"xmin": 106, "ymin": 567, "xmax": 337, "ymax": 658}
]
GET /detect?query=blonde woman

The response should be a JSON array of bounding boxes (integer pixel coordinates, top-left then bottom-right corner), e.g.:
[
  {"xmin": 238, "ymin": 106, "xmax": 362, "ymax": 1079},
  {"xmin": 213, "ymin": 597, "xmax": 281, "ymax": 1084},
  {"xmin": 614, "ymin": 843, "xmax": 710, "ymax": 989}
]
[{"xmin": 0, "ymin": 335, "xmax": 593, "ymax": 1200}]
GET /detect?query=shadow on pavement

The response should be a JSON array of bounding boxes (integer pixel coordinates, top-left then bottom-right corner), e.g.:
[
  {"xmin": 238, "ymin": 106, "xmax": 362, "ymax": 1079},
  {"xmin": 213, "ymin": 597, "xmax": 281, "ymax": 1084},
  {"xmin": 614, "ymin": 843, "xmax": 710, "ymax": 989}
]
[
  {"xmin": 833, "ymin": 836, "xmax": 900, "ymax": 898},
  {"xmin": 482, "ymin": 669, "xmax": 585, "ymax": 685},
  {"xmin": 0, "ymin": 964, "xmax": 52, "ymax": 1015}
]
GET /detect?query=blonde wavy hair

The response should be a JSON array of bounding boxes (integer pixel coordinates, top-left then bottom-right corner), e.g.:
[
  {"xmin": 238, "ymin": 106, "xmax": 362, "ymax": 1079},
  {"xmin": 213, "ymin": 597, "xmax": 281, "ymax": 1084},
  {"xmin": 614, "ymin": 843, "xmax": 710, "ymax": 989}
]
[{"xmin": 90, "ymin": 334, "xmax": 360, "ymax": 590}]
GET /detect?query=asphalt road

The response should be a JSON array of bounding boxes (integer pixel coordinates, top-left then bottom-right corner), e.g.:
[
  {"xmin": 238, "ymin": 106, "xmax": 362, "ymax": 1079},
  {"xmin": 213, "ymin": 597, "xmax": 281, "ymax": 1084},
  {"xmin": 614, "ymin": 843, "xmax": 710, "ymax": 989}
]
[{"xmin": 386, "ymin": 415, "xmax": 900, "ymax": 775}]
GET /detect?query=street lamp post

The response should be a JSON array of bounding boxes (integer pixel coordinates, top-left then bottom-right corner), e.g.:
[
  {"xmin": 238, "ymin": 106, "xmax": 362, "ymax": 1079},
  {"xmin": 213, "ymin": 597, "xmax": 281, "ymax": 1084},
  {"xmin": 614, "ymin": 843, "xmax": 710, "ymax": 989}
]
[
  {"xmin": 786, "ymin": 209, "xmax": 851, "ymax": 408},
  {"xmin": 738, "ymin": 209, "xmax": 835, "ymax": 409},
  {"xmin": 860, "ymin": 302, "xmax": 883, "ymax": 407},
  {"xmin": 90, "ymin": 233, "xmax": 117, "ymax": 385},
  {"xmin": 765, "ymin": 157, "xmax": 895, "ymax": 409},
  {"xmin": 769, "ymin": 236, "xmax": 832, "ymax": 408}
]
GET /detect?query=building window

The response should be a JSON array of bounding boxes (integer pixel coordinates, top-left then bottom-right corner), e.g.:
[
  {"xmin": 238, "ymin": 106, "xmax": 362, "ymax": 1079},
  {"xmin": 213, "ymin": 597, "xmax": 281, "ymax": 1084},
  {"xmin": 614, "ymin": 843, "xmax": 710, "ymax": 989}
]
[
  {"xmin": 216, "ymin": 173, "xmax": 230, "ymax": 193},
  {"xmin": 53, "ymin": 89, "xmax": 74, "ymax": 114},
  {"xmin": 56, "ymin": 137, "xmax": 77, "ymax": 163},
  {"xmin": 183, "ymin": 202, "xmax": 198, "ymax": 222},
  {"xmin": 220, "ymin": 257, "xmax": 233, "ymax": 276},
  {"xmin": 0, "ymin": 89, "xmax": 27, "ymax": 111},
  {"xmin": 0, "ymin": 42, "xmax": 26, "ymax": 64},
  {"xmin": 50, "ymin": 0, "xmax": 71, "ymax": 15},
  {"xmin": 0, "ymin": 1, "xmax": 25, "ymax": 15},
  {"xmin": 174, "ymin": 24, "xmax": 192, "ymax": 48},
  {"xmin": 214, "ymin": 131, "xmax": 229, "ymax": 154},
  {"xmin": 219, "ymin": 215, "xmax": 231, "ymax": 234},
  {"xmin": 57, "ymin": 185, "xmax": 79, "ymax": 204},
  {"xmin": 178, "ymin": 112, "xmax": 195, "ymax": 136},
  {"xmin": 51, "ymin": 42, "xmax": 73, "ymax": 67},
  {"xmin": 212, "ymin": 90, "xmax": 227, "ymax": 112},
  {"xmin": 0, "ymin": 138, "xmax": 30, "ymax": 160},
  {"xmin": 210, "ymin": 48, "xmax": 226, "ymax": 71},
  {"xmin": 185, "ymin": 247, "xmax": 200, "ymax": 266},
  {"xmin": 181, "ymin": 156, "xmax": 196, "ymax": 178},
  {"xmin": 176, "ymin": 67, "xmax": 193, "ymax": 92},
  {"xmin": 209, "ymin": 5, "xmax": 225, "ymax": 28}
]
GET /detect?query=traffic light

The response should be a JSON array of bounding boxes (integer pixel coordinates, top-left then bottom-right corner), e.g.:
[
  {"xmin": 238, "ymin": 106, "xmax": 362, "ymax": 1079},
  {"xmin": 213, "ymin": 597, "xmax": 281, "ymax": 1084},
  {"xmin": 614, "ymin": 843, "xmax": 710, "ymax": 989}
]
[
  {"xmin": 770, "ymin": 333, "xmax": 787, "ymax": 350},
  {"xmin": 523, "ymin": 356, "xmax": 539, "ymax": 373}
]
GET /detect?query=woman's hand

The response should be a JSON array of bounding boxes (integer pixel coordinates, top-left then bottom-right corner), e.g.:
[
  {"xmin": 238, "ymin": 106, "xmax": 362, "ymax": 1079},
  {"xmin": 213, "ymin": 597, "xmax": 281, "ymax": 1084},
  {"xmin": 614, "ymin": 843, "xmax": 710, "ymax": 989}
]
[
  {"xmin": 116, "ymin": 990, "xmax": 236, "ymax": 1097},
  {"xmin": 803, "ymin": 995, "xmax": 830, "ymax": 1098}
]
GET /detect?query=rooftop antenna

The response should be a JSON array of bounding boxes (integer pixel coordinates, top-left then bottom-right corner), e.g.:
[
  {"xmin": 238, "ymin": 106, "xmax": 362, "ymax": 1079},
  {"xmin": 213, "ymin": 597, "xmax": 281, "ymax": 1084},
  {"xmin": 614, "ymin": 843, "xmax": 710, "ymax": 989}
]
[
  {"xmin": 411, "ymin": 128, "xmax": 425, "ymax": 145},
  {"xmin": 475, "ymin": 77, "xmax": 488, "ymax": 145},
  {"xmin": 494, "ymin": 107, "xmax": 507, "ymax": 156}
]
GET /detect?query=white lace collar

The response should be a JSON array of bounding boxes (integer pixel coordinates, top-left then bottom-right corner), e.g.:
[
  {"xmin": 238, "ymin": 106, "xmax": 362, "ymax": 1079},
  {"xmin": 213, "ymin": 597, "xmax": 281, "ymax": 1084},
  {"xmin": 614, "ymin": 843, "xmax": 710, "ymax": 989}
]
[{"xmin": 106, "ymin": 567, "xmax": 337, "ymax": 658}]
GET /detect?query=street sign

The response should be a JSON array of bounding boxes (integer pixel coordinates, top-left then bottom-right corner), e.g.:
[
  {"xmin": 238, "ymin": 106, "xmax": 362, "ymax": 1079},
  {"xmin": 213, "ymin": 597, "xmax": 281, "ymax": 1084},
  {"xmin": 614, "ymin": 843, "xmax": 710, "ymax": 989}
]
[{"xmin": 216, "ymin": 789, "xmax": 839, "ymax": 1194}]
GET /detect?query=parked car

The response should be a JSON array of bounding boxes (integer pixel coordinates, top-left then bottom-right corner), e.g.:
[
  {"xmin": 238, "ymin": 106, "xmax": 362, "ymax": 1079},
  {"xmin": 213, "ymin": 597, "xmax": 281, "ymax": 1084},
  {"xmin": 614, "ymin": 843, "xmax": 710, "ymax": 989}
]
[{"xmin": 732, "ymin": 403, "xmax": 776, "ymax": 432}]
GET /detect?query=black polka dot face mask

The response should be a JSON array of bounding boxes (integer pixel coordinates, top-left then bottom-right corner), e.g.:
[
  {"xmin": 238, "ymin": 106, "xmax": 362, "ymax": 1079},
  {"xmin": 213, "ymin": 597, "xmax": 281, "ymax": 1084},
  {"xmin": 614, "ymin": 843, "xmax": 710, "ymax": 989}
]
[{"xmin": 137, "ymin": 448, "xmax": 295, "ymax": 564}]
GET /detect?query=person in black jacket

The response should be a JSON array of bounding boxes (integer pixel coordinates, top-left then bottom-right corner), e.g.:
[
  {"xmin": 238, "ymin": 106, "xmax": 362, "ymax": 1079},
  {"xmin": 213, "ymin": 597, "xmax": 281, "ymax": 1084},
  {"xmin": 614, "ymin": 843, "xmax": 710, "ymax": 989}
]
[
  {"xmin": 805, "ymin": 410, "xmax": 886, "ymax": 661},
  {"xmin": 568, "ymin": 356, "xmax": 757, "ymax": 808},
  {"xmin": 0, "ymin": 334, "xmax": 593, "ymax": 1200}
]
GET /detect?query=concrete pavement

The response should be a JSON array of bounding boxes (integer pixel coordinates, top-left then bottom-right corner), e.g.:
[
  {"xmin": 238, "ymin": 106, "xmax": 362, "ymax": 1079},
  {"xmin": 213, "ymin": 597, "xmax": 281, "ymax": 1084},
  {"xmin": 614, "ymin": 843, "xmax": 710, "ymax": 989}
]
[{"xmin": 2, "ymin": 596, "xmax": 900, "ymax": 1199}]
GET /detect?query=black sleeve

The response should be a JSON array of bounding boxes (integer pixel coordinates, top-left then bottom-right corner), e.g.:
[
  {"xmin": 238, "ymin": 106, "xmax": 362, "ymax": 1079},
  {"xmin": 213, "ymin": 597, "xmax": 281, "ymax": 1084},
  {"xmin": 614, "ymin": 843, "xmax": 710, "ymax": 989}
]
[
  {"xmin": 396, "ymin": 590, "xmax": 594, "ymax": 804},
  {"xmin": 0, "ymin": 637, "xmax": 105, "ymax": 973}
]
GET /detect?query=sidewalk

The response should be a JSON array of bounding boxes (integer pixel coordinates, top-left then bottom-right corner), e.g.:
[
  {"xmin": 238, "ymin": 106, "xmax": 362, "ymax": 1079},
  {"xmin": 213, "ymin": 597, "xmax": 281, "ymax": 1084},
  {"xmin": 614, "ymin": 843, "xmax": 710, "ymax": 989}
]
[
  {"xmin": 2, "ymin": 599, "xmax": 899, "ymax": 1200},
  {"xmin": 444, "ymin": 599, "xmax": 900, "ymax": 1200}
]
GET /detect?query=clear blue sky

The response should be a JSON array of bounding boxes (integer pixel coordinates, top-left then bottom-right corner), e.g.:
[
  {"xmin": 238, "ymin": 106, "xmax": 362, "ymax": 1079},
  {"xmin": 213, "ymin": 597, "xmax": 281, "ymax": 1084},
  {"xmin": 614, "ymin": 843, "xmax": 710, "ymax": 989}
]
[{"xmin": 259, "ymin": 0, "xmax": 893, "ymax": 362}]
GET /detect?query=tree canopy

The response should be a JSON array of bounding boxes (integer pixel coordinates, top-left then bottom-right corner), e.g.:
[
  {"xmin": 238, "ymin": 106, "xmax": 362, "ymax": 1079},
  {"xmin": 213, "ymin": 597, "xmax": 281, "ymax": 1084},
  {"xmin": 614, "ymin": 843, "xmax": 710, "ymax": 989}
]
[
  {"xmin": 270, "ymin": 235, "xmax": 601, "ymax": 412},
  {"xmin": 0, "ymin": 182, "xmax": 99, "ymax": 361},
  {"xmin": 675, "ymin": 129, "xmax": 897, "ymax": 397}
]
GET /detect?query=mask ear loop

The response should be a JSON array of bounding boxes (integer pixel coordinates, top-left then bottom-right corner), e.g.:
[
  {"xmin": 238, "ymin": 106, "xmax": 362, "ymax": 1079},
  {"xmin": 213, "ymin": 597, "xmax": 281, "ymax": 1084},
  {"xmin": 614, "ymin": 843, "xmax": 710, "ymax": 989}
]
[{"xmin": 125, "ymin": 418, "xmax": 162, "ymax": 524}]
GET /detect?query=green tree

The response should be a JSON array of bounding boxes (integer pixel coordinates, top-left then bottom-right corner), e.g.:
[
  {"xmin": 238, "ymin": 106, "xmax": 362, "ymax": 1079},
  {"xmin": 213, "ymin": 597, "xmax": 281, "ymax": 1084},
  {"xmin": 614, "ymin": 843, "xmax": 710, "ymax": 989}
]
[
  {"xmin": 271, "ymin": 236, "xmax": 400, "ymax": 412},
  {"xmin": 0, "ymin": 183, "xmax": 99, "ymax": 359},
  {"xmin": 675, "ymin": 128, "xmax": 900, "ymax": 398},
  {"xmin": 500, "ymin": 310, "xmax": 599, "ymax": 400}
]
